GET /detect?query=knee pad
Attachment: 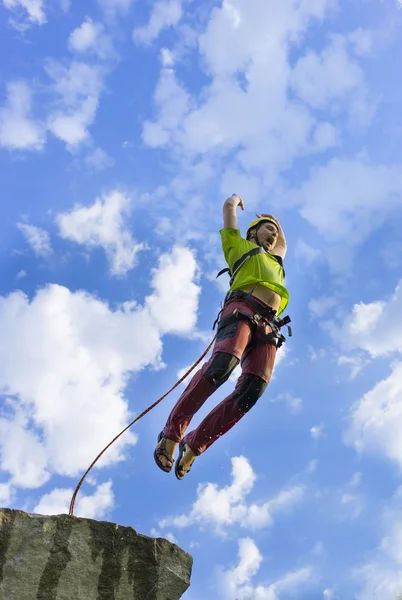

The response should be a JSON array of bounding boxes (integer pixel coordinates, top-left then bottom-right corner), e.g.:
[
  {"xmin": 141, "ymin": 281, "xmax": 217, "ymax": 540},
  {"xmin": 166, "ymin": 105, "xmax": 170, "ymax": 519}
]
[
  {"xmin": 204, "ymin": 352, "xmax": 239, "ymax": 388},
  {"xmin": 235, "ymin": 374, "xmax": 267, "ymax": 412}
]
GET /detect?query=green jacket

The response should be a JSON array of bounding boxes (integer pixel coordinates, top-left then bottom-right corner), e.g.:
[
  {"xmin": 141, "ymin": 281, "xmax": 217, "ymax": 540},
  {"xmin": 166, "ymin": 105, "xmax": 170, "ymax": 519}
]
[{"xmin": 220, "ymin": 227, "xmax": 289, "ymax": 316}]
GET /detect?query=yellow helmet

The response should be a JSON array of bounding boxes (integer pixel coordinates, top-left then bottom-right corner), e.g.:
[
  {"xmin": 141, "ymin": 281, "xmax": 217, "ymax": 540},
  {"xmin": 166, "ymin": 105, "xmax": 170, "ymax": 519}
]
[{"xmin": 246, "ymin": 214, "xmax": 280, "ymax": 239}]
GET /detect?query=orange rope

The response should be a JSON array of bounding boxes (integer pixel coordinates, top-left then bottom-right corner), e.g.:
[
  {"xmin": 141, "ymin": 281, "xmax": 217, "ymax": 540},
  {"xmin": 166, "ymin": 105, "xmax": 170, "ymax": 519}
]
[{"xmin": 69, "ymin": 334, "xmax": 217, "ymax": 516}]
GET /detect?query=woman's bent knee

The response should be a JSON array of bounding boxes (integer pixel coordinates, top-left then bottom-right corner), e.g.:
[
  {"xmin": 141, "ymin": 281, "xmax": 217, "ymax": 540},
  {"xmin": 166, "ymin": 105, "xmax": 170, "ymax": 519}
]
[
  {"xmin": 203, "ymin": 352, "xmax": 239, "ymax": 387},
  {"xmin": 235, "ymin": 374, "xmax": 267, "ymax": 412}
]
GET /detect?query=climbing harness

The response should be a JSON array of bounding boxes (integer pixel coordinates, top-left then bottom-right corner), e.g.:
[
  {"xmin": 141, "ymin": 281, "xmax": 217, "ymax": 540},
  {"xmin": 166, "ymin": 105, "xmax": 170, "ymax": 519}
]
[
  {"xmin": 69, "ymin": 334, "xmax": 216, "ymax": 516},
  {"xmin": 213, "ymin": 289, "xmax": 292, "ymax": 349}
]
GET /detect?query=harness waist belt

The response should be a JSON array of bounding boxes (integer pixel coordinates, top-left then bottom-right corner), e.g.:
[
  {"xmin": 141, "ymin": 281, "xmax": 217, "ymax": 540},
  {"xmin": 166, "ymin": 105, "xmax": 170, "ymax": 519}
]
[
  {"xmin": 224, "ymin": 289, "xmax": 277, "ymax": 321},
  {"xmin": 222, "ymin": 289, "xmax": 292, "ymax": 346}
]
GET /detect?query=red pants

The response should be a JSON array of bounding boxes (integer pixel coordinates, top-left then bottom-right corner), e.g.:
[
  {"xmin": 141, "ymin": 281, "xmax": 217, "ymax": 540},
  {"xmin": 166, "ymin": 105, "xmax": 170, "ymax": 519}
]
[{"xmin": 162, "ymin": 296, "xmax": 277, "ymax": 455}]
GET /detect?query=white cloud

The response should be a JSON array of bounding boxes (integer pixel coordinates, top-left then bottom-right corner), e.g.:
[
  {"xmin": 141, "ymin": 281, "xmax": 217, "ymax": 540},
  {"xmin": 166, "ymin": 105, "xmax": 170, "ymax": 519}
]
[
  {"xmin": 159, "ymin": 456, "xmax": 305, "ymax": 534},
  {"xmin": 34, "ymin": 481, "xmax": 114, "ymax": 519},
  {"xmin": 68, "ymin": 18, "xmax": 99, "ymax": 52},
  {"xmin": 291, "ymin": 36, "xmax": 370, "ymax": 120},
  {"xmin": 146, "ymin": 246, "xmax": 201, "ymax": 335},
  {"xmin": 220, "ymin": 537, "xmax": 262, "ymax": 599},
  {"xmin": 142, "ymin": 66, "xmax": 191, "ymax": 148},
  {"xmin": 295, "ymin": 239, "xmax": 322, "ymax": 265},
  {"xmin": 308, "ymin": 295, "xmax": 338, "ymax": 319},
  {"xmin": 310, "ymin": 424, "xmax": 324, "ymax": 440},
  {"xmin": 291, "ymin": 157, "xmax": 402, "ymax": 256},
  {"xmin": 3, "ymin": 0, "xmax": 46, "ymax": 25},
  {"xmin": 17, "ymin": 223, "xmax": 52, "ymax": 257},
  {"xmin": 323, "ymin": 589, "xmax": 334, "ymax": 599},
  {"xmin": 0, "ymin": 482, "xmax": 13, "ymax": 504},
  {"xmin": 273, "ymin": 344, "xmax": 289, "ymax": 371},
  {"xmin": 46, "ymin": 61, "xmax": 105, "ymax": 147},
  {"xmin": 339, "ymin": 492, "xmax": 364, "ymax": 520},
  {"xmin": 349, "ymin": 472, "xmax": 362, "ymax": 487},
  {"xmin": 16, "ymin": 270, "xmax": 27, "ymax": 280},
  {"xmin": 0, "ymin": 400, "xmax": 51, "ymax": 488},
  {"xmin": 133, "ymin": 0, "xmax": 183, "ymax": 46},
  {"xmin": 0, "ymin": 81, "xmax": 45, "ymax": 151},
  {"xmin": 141, "ymin": 0, "xmax": 370, "ymax": 198},
  {"xmin": 60, "ymin": 0, "xmax": 70, "ymax": 12},
  {"xmin": 337, "ymin": 354, "xmax": 368, "ymax": 380},
  {"xmin": 84, "ymin": 147, "xmax": 114, "ymax": 171},
  {"xmin": 97, "ymin": 0, "xmax": 134, "ymax": 17},
  {"xmin": 337, "ymin": 282, "xmax": 402, "ymax": 358},
  {"xmin": 312, "ymin": 121, "xmax": 338, "ymax": 150},
  {"xmin": 381, "ymin": 240, "xmax": 402, "ymax": 270},
  {"xmin": 308, "ymin": 346, "xmax": 326, "ymax": 361},
  {"xmin": 306, "ymin": 459, "xmax": 318, "ymax": 474},
  {"xmin": 219, "ymin": 537, "xmax": 315, "ymax": 600},
  {"xmin": 57, "ymin": 191, "xmax": 145, "ymax": 277},
  {"xmin": 355, "ymin": 486, "xmax": 402, "ymax": 600},
  {"xmin": 340, "ymin": 283, "xmax": 402, "ymax": 468},
  {"xmin": 0, "ymin": 247, "xmax": 200, "ymax": 490},
  {"xmin": 336, "ymin": 470, "xmax": 364, "ymax": 521},
  {"xmin": 160, "ymin": 48, "xmax": 175, "ymax": 67},
  {"xmin": 139, "ymin": 3, "xmax": 381, "ymax": 264},
  {"xmin": 345, "ymin": 361, "xmax": 402, "ymax": 469},
  {"xmin": 271, "ymin": 392, "xmax": 302, "ymax": 414},
  {"xmin": 348, "ymin": 28, "xmax": 373, "ymax": 56},
  {"xmin": 68, "ymin": 18, "xmax": 115, "ymax": 60}
]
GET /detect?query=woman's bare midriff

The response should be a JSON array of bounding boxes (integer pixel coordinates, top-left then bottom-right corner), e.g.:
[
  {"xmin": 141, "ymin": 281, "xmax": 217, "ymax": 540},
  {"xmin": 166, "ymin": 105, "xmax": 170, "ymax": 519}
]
[{"xmin": 238, "ymin": 283, "xmax": 281, "ymax": 313}]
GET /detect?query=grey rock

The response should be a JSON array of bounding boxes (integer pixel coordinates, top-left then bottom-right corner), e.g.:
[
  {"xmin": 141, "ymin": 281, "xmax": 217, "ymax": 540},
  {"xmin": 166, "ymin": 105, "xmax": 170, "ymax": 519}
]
[{"xmin": 0, "ymin": 508, "xmax": 192, "ymax": 600}]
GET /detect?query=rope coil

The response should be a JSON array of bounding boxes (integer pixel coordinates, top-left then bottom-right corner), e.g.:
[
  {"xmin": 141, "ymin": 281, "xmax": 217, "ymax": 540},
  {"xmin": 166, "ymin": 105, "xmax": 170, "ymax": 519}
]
[{"xmin": 69, "ymin": 334, "xmax": 217, "ymax": 516}]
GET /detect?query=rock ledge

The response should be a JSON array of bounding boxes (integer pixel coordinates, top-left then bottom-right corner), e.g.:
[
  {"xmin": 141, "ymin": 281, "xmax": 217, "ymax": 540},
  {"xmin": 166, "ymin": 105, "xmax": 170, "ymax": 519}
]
[{"xmin": 0, "ymin": 507, "xmax": 192, "ymax": 600}]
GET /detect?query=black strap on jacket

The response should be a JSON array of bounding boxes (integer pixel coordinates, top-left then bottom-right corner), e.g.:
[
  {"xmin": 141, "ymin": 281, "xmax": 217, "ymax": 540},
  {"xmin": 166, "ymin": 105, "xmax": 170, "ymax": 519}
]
[
  {"xmin": 216, "ymin": 248, "xmax": 285, "ymax": 287},
  {"xmin": 216, "ymin": 247, "xmax": 265, "ymax": 287}
]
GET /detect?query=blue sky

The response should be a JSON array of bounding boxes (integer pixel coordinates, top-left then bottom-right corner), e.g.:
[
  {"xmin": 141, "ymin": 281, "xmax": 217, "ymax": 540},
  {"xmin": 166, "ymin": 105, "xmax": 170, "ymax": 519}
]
[{"xmin": 1, "ymin": 0, "xmax": 402, "ymax": 598}]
